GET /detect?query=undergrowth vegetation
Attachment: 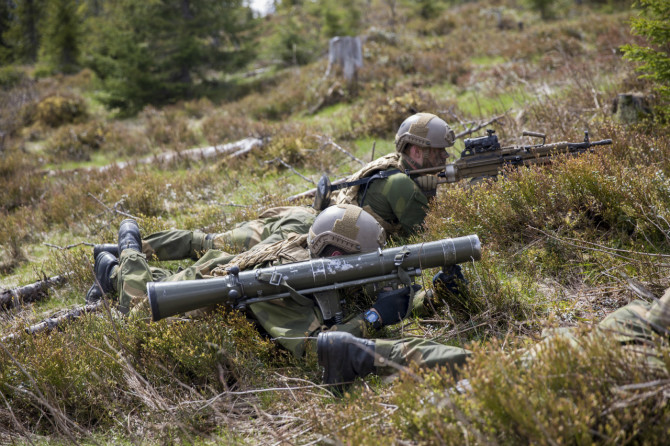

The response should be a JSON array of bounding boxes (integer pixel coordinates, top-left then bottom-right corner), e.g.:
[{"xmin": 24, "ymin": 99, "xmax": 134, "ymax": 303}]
[{"xmin": 1, "ymin": 0, "xmax": 669, "ymax": 443}]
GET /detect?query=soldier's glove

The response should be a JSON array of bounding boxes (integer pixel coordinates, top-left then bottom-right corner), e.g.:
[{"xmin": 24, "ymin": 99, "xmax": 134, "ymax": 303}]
[
  {"xmin": 366, "ymin": 285, "xmax": 422, "ymax": 328},
  {"xmin": 415, "ymin": 175, "xmax": 438, "ymax": 191},
  {"xmin": 433, "ymin": 264, "xmax": 467, "ymax": 296}
]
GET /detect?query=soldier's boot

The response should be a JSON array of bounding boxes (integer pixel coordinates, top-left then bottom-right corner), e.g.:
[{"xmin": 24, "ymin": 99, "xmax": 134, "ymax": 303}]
[
  {"xmin": 118, "ymin": 219, "xmax": 142, "ymax": 254},
  {"xmin": 85, "ymin": 251, "xmax": 119, "ymax": 303},
  {"xmin": 93, "ymin": 243, "xmax": 119, "ymax": 259},
  {"xmin": 317, "ymin": 332, "xmax": 376, "ymax": 386}
]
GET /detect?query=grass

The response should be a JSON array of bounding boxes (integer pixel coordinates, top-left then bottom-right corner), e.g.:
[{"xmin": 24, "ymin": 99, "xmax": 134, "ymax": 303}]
[{"xmin": 2, "ymin": 0, "xmax": 670, "ymax": 443}]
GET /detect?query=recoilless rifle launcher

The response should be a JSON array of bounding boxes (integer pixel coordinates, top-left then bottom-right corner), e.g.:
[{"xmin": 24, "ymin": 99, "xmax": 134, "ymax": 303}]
[{"xmin": 147, "ymin": 235, "xmax": 482, "ymax": 323}]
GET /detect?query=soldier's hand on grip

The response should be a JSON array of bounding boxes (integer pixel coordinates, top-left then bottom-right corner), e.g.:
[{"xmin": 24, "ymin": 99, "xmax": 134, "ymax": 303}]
[
  {"xmin": 414, "ymin": 175, "xmax": 438, "ymax": 191},
  {"xmin": 433, "ymin": 264, "xmax": 467, "ymax": 296},
  {"xmin": 368, "ymin": 284, "xmax": 422, "ymax": 328}
]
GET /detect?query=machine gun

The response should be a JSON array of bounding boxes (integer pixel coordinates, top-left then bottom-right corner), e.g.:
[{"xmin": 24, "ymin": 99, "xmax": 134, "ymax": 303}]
[
  {"xmin": 147, "ymin": 235, "xmax": 482, "ymax": 322},
  {"xmin": 412, "ymin": 129, "xmax": 613, "ymax": 184},
  {"xmin": 292, "ymin": 130, "xmax": 612, "ymax": 207}
]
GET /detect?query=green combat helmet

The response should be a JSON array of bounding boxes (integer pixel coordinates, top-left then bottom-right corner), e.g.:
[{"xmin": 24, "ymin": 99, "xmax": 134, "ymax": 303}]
[
  {"xmin": 394, "ymin": 112, "xmax": 455, "ymax": 153},
  {"xmin": 307, "ymin": 204, "xmax": 386, "ymax": 258}
]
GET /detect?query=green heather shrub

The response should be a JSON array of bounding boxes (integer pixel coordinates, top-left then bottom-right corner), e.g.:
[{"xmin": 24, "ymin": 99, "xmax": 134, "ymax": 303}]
[
  {"xmin": 116, "ymin": 175, "xmax": 168, "ymax": 218},
  {"xmin": 201, "ymin": 111, "xmax": 272, "ymax": 145},
  {"xmin": 0, "ymin": 308, "xmax": 276, "ymax": 435},
  {"xmin": 102, "ymin": 120, "xmax": 153, "ymax": 156},
  {"xmin": 311, "ymin": 332, "xmax": 669, "ymax": 445},
  {"xmin": 0, "ymin": 145, "xmax": 44, "ymax": 211},
  {"xmin": 0, "ymin": 66, "xmax": 28, "ymax": 90},
  {"xmin": 425, "ymin": 151, "xmax": 670, "ymax": 250},
  {"xmin": 389, "ymin": 333, "xmax": 669, "ymax": 445},
  {"xmin": 34, "ymin": 94, "xmax": 88, "ymax": 127},
  {"xmin": 46, "ymin": 121, "xmax": 106, "ymax": 162},
  {"xmin": 140, "ymin": 106, "xmax": 199, "ymax": 150},
  {"xmin": 264, "ymin": 123, "xmax": 316, "ymax": 166}
]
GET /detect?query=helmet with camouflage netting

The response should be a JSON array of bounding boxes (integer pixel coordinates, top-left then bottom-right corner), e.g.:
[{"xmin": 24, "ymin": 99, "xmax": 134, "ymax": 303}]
[
  {"xmin": 394, "ymin": 112, "xmax": 455, "ymax": 154},
  {"xmin": 308, "ymin": 204, "xmax": 386, "ymax": 257}
]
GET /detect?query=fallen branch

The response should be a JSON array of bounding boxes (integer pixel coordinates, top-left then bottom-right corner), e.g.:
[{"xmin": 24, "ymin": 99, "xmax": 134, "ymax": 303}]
[
  {"xmin": 2, "ymin": 301, "xmax": 103, "ymax": 342},
  {"xmin": 102, "ymin": 137, "xmax": 265, "ymax": 171},
  {"xmin": 43, "ymin": 137, "xmax": 265, "ymax": 175},
  {"xmin": 1, "ymin": 273, "xmax": 70, "ymax": 310}
]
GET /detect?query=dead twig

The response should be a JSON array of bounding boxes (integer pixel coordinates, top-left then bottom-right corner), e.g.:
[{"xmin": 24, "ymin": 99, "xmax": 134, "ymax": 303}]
[
  {"xmin": 87, "ymin": 193, "xmax": 139, "ymax": 220},
  {"xmin": 1, "ymin": 273, "xmax": 70, "ymax": 310},
  {"xmin": 315, "ymin": 135, "xmax": 365, "ymax": 166},
  {"xmin": 528, "ymin": 226, "xmax": 670, "ymax": 266},
  {"xmin": 43, "ymin": 242, "xmax": 94, "ymax": 250},
  {"xmin": 265, "ymin": 158, "xmax": 316, "ymax": 185},
  {"xmin": 454, "ymin": 113, "xmax": 508, "ymax": 139}
]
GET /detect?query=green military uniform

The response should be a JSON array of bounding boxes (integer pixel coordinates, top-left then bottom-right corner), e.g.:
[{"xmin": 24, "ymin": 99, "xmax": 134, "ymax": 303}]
[
  {"xmin": 141, "ymin": 154, "xmax": 430, "ymax": 263},
  {"xmin": 526, "ymin": 289, "xmax": 670, "ymax": 371},
  {"xmin": 111, "ymin": 232, "xmax": 467, "ymax": 372},
  {"xmin": 374, "ymin": 336, "xmax": 470, "ymax": 375},
  {"xmin": 357, "ymin": 167, "xmax": 429, "ymax": 235},
  {"xmin": 142, "ymin": 206, "xmax": 318, "ymax": 261},
  {"xmin": 333, "ymin": 152, "xmax": 430, "ymax": 236}
]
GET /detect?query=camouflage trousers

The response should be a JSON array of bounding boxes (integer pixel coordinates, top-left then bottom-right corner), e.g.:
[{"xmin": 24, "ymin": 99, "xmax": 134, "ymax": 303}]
[
  {"xmin": 251, "ymin": 297, "xmax": 472, "ymax": 374},
  {"xmin": 375, "ymin": 338, "xmax": 471, "ymax": 376},
  {"xmin": 142, "ymin": 206, "xmax": 317, "ymax": 261},
  {"xmin": 526, "ymin": 296, "xmax": 670, "ymax": 371}
]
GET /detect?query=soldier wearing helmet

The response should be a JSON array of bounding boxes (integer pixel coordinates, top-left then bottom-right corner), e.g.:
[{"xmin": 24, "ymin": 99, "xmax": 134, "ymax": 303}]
[
  {"xmin": 331, "ymin": 112, "xmax": 455, "ymax": 235},
  {"xmin": 89, "ymin": 206, "xmax": 470, "ymax": 383},
  {"xmin": 109, "ymin": 112, "xmax": 456, "ymax": 267}
]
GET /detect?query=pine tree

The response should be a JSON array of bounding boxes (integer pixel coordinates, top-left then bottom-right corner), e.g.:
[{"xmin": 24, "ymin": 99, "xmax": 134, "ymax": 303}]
[
  {"xmin": 0, "ymin": 0, "xmax": 12, "ymax": 62},
  {"xmin": 39, "ymin": 0, "xmax": 81, "ymax": 74},
  {"xmin": 3, "ymin": 0, "xmax": 44, "ymax": 63},
  {"xmin": 621, "ymin": 0, "xmax": 670, "ymax": 101},
  {"xmin": 85, "ymin": 0, "xmax": 255, "ymax": 114}
]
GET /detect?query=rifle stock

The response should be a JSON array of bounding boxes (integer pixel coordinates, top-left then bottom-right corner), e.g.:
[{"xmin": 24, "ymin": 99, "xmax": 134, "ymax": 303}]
[{"xmin": 147, "ymin": 235, "xmax": 482, "ymax": 322}]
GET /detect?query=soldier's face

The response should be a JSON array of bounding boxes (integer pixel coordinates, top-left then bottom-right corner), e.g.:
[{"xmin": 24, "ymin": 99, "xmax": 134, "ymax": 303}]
[{"xmin": 423, "ymin": 147, "xmax": 448, "ymax": 168}]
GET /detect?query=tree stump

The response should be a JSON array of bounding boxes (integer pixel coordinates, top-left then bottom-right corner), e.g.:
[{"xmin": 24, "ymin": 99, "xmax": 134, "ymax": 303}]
[
  {"xmin": 325, "ymin": 36, "xmax": 363, "ymax": 84},
  {"xmin": 613, "ymin": 92, "xmax": 652, "ymax": 124}
]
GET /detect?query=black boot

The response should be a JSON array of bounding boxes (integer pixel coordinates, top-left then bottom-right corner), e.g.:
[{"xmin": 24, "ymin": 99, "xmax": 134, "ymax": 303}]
[
  {"xmin": 85, "ymin": 251, "xmax": 119, "ymax": 303},
  {"xmin": 317, "ymin": 332, "xmax": 376, "ymax": 386},
  {"xmin": 118, "ymin": 219, "xmax": 142, "ymax": 253},
  {"xmin": 93, "ymin": 243, "xmax": 119, "ymax": 259}
]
